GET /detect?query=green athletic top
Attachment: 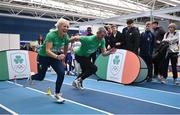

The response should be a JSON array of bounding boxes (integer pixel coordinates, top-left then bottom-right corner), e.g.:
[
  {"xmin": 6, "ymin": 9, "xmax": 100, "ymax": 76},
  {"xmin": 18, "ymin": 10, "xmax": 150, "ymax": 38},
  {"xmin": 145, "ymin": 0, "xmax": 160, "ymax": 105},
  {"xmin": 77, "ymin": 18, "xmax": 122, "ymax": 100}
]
[
  {"xmin": 38, "ymin": 29, "xmax": 70, "ymax": 56},
  {"xmin": 75, "ymin": 35, "xmax": 105, "ymax": 57}
]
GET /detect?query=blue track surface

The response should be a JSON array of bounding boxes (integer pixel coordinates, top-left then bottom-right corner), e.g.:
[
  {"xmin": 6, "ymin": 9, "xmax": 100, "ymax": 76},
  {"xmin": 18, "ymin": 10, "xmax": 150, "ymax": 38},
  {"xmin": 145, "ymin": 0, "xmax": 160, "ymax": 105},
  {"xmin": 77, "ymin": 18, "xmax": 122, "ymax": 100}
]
[
  {"xmin": 0, "ymin": 82, "xmax": 106, "ymax": 114},
  {"xmin": 0, "ymin": 107, "xmax": 11, "ymax": 114},
  {"xmin": 133, "ymin": 80, "xmax": 180, "ymax": 93},
  {"xmin": 1, "ymin": 72, "xmax": 180, "ymax": 114},
  {"xmin": 46, "ymin": 74, "xmax": 180, "ymax": 108}
]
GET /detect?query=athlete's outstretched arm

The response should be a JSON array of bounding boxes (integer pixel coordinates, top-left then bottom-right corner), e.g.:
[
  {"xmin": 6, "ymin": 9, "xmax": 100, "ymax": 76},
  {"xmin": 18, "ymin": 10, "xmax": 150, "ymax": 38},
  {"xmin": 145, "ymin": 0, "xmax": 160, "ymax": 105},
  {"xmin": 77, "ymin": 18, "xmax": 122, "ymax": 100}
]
[{"xmin": 101, "ymin": 48, "xmax": 116, "ymax": 56}]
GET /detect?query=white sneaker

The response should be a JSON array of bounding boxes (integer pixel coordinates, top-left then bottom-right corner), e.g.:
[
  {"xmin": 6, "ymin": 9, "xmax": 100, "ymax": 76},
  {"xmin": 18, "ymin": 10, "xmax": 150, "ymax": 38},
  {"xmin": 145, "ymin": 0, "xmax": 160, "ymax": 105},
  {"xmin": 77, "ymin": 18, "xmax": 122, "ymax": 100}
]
[
  {"xmin": 72, "ymin": 79, "xmax": 84, "ymax": 90},
  {"xmin": 72, "ymin": 79, "xmax": 79, "ymax": 88},
  {"xmin": 79, "ymin": 81, "xmax": 84, "ymax": 90},
  {"xmin": 54, "ymin": 94, "xmax": 65, "ymax": 103},
  {"xmin": 161, "ymin": 79, "xmax": 167, "ymax": 84},
  {"xmin": 173, "ymin": 79, "xmax": 179, "ymax": 85},
  {"xmin": 157, "ymin": 75, "xmax": 162, "ymax": 81},
  {"xmin": 159, "ymin": 77, "xmax": 167, "ymax": 84}
]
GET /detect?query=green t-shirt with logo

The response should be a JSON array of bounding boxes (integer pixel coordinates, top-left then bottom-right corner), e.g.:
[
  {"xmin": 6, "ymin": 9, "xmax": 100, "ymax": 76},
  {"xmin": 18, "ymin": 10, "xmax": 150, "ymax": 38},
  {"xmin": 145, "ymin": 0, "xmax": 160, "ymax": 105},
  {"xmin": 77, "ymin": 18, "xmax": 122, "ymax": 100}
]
[
  {"xmin": 38, "ymin": 30, "xmax": 70, "ymax": 56},
  {"xmin": 75, "ymin": 35, "xmax": 105, "ymax": 57}
]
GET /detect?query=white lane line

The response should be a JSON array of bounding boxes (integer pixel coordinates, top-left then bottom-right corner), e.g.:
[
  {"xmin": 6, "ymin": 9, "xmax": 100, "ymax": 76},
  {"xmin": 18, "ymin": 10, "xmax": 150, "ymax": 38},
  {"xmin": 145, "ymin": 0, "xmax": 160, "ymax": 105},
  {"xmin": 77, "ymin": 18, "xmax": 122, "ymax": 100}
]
[
  {"xmin": 45, "ymin": 78, "xmax": 180, "ymax": 110},
  {"xmin": 6, "ymin": 81, "xmax": 113, "ymax": 115},
  {"xmin": 129, "ymin": 84, "xmax": 180, "ymax": 96},
  {"xmin": 98, "ymin": 79, "xmax": 180, "ymax": 96},
  {"xmin": 0, "ymin": 104, "xmax": 18, "ymax": 115},
  {"xmin": 62, "ymin": 76, "xmax": 180, "ymax": 96}
]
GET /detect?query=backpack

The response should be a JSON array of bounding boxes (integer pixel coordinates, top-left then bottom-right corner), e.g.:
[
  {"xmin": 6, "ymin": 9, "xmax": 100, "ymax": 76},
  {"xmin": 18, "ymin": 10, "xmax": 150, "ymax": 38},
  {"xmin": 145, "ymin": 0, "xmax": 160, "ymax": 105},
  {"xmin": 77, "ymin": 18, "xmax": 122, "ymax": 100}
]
[{"xmin": 152, "ymin": 41, "xmax": 169, "ymax": 63}]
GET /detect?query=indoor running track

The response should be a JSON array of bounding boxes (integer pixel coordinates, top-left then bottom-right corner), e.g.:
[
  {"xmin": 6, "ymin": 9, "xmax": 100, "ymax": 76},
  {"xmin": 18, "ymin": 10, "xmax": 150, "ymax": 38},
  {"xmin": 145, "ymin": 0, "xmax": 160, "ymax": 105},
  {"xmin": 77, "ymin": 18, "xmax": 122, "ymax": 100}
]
[{"xmin": 0, "ymin": 72, "xmax": 180, "ymax": 114}]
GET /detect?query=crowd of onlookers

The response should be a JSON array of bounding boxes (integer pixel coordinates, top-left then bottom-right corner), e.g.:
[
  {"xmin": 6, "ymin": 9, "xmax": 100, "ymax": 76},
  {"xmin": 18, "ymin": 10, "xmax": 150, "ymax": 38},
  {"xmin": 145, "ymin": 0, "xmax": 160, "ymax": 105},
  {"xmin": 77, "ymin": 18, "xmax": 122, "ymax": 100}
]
[
  {"xmin": 103, "ymin": 20, "xmax": 179, "ymax": 85},
  {"xmin": 20, "ymin": 34, "xmax": 44, "ymax": 52},
  {"xmin": 21, "ymin": 19, "xmax": 179, "ymax": 85}
]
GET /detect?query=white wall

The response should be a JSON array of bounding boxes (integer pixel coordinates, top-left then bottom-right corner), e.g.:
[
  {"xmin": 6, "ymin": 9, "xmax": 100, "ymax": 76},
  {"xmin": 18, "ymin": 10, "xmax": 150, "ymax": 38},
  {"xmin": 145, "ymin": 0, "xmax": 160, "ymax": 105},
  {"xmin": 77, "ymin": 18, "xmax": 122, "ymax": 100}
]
[
  {"xmin": 0, "ymin": 33, "xmax": 20, "ymax": 51},
  {"xmin": 0, "ymin": 34, "xmax": 9, "ymax": 51}
]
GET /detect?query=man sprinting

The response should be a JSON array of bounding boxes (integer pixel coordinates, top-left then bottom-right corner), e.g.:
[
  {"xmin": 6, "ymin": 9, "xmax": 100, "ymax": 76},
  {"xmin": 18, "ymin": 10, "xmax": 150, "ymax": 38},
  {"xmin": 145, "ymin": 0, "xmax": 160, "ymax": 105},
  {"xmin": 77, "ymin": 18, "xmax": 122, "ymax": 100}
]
[{"xmin": 71, "ymin": 27, "xmax": 116, "ymax": 90}]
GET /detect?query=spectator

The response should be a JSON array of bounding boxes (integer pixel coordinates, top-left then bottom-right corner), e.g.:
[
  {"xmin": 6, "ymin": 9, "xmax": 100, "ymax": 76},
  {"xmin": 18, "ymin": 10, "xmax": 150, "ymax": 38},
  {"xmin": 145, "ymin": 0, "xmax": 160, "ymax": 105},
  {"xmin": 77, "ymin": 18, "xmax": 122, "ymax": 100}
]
[
  {"xmin": 159, "ymin": 23, "xmax": 179, "ymax": 85},
  {"xmin": 86, "ymin": 27, "xmax": 93, "ymax": 36},
  {"xmin": 139, "ymin": 22, "xmax": 155, "ymax": 82},
  {"xmin": 122, "ymin": 19, "xmax": 140, "ymax": 55},
  {"xmin": 152, "ymin": 21, "xmax": 166, "ymax": 78},
  {"xmin": 109, "ymin": 25, "xmax": 124, "ymax": 49},
  {"xmin": 35, "ymin": 34, "xmax": 44, "ymax": 52},
  {"xmin": 104, "ymin": 25, "xmax": 112, "ymax": 49}
]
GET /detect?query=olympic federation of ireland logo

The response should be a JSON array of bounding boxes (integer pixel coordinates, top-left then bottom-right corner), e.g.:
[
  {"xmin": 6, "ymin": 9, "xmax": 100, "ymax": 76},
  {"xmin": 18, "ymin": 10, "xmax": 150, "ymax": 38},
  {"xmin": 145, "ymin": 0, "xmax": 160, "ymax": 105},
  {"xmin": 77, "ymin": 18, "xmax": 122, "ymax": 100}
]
[
  {"xmin": 110, "ymin": 54, "xmax": 121, "ymax": 75},
  {"xmin": 11, "ymin": 54, "xmax": 26, "ymax": 73},
  {"xmin": 14, "ymin": 55, "xmax": 23, "ymax": 64},
  {"xmin": 113, "ymin": 55, "xmax": 120, "ymax": 65}
]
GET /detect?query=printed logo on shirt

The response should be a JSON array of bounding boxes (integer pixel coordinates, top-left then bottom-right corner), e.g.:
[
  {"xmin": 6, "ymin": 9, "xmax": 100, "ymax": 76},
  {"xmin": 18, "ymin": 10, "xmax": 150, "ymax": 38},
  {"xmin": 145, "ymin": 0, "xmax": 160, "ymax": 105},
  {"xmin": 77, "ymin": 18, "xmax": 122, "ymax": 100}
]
[{"xmin": 87, "ymin": 49, "xmax": 96, "ymax": 54}]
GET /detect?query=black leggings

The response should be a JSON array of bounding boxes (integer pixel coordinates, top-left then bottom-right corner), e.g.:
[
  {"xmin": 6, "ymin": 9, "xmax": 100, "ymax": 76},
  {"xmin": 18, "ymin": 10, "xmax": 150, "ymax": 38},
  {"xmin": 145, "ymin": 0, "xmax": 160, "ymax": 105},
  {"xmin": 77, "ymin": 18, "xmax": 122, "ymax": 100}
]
[
  {"xmin": 140, "ymin": 55, "xmax": 153, "ymax": 78},
  {"xmin": 31, "ymin": 55, "xmax": 65, "ymax": 94},
  {"xmin": 160, "ymin": 53, "xmax": 178, "ymax": 79},
  {"xmin": 75, "ymin": 55, "xmax": 97, "ymax": 80}
]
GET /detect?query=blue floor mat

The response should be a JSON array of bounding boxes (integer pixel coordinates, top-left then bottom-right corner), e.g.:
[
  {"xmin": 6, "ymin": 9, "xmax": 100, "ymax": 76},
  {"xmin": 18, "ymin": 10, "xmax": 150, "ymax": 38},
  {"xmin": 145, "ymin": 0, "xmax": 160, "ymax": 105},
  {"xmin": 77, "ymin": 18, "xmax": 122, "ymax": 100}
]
[
  {"xmin": 0, "ymin": 82, "xmax": 107, "ymax": 114},
  {"xmin": 68, "ymin": 74, "xmax": 180, "ymax": 94},
  {"xmin": 16, "ymin": 79, "xmax": 180, "ymax": 114},
  {"xmin": 0, "ymin": 107, "xmax": 11, "ymax": 114},
  {"xmin": 133, "ymin": 79, "xmax": 180, "ymax": 94}
]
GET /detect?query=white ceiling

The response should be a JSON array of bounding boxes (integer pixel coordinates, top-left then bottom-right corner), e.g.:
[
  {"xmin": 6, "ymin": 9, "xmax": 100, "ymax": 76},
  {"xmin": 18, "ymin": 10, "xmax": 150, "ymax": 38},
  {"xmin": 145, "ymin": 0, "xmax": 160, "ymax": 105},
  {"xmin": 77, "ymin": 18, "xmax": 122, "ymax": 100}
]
[{"xmin": 0, "ymin": 0, "xmax": 179, "ymax": 25}]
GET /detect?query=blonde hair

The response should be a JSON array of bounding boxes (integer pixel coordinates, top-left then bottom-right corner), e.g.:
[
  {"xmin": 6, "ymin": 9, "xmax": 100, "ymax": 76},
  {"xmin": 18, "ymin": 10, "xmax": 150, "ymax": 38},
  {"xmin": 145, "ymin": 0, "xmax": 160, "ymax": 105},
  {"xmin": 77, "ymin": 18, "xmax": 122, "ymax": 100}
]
[
  {"xmin": 104, "ymin": 25, "xmax": 111, "ymax": 30},
  {"xmin": 50, "ymin": 18, "xmax": 69, "ymax": 32},
  {"xmin": 168, "ymin": 23, "xmax": 176, "ymax": 30},
  {"xmin": 55, "ymin": 18, "xmax": 69, "ymax": 28}
]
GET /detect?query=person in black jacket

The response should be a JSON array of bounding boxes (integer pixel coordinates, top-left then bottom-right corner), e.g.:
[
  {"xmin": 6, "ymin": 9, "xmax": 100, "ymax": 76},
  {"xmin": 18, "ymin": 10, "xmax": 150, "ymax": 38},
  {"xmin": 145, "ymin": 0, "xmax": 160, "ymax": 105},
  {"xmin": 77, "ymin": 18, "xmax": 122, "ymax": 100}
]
[
  {"xmin": 140, "ymin": 22, "xmax": 155, "ymax": 82},
  {"xmin": 86, "ymin": 27, "xmax": 93, "ymax": 36},
  {"xmin": 122, "ymin": 19, "xmax": 140, "ymax": 55},
  {"xmin": 104, "ymin": 25, "xmax": 112, "ymax": 49},
  {"xmin": 152, "ymin": 21, "xmax": 166, "ymax": 78},
  {"xmin": 108, "ymin": 24, "xmax": 124, "ymax": 49}
]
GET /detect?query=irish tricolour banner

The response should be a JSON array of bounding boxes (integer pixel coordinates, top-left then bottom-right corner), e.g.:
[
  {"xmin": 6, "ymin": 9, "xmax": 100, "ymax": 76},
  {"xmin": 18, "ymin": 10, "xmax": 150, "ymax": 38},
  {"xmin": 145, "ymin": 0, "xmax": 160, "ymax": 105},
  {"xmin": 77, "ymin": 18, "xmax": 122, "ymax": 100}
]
[
  {"xmin": 106, "ymin": 50, "xmax": 126, "ymax": 82},
  {"xmin": 0, "ymin": 50, "xmax": 37, "ymax": 80},
  {"xmin": 95, "ymin": 49, "xmax": 141, "ymax": 84}
]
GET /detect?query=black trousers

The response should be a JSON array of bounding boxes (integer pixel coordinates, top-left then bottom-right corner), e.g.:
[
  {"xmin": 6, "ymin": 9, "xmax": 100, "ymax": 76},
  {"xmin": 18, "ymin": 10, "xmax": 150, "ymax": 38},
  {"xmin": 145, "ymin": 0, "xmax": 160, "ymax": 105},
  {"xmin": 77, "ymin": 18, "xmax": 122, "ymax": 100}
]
[
  {"xmin": 89, "ymin": 52, "xmax": 97, "ymax": 64},
  {"xmin": 160, "ymin": 53, "xmax": 178, "ymax": 79},
  {"xmin": 32, "ymin": 55, "xmax": 65, "ymax": 94},
  {"xmin": 153, "ymin": 45, "xmax": 162, "ymax": 77},
  {"xmin": 140, "ymin": 55, "xmax": 153, "ymax": 78},
  {"xmin": 75, "ymin": 55, "xmax": 97, "ymax": 80},
  {"xmin": 153, "ymin": 61, "xmax": 162, "ymax": 77}
]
